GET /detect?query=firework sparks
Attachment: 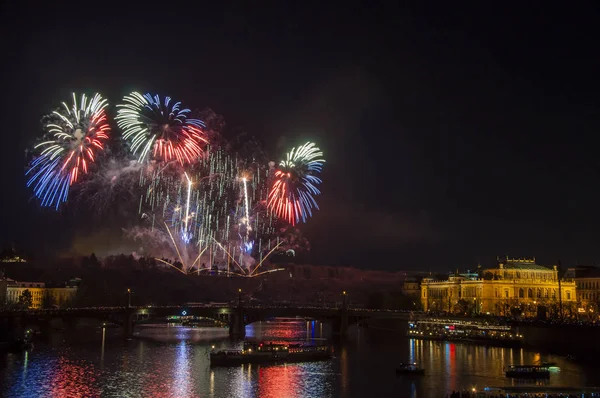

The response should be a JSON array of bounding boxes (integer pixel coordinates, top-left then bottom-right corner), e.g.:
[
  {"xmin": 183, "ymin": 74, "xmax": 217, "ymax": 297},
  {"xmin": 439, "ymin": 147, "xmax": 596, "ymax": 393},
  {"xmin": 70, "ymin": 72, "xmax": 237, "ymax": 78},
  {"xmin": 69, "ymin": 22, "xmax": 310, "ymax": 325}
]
[
  {"xmin": 249, "ymin": 241, "xmax": 283, "ymax": 276},
  {"xmin": 26, "ymin": 93, "xmax": 110, "ymax": 210},
  {"xmin": 267, "ymin": 142, "xmax": 325, "ymax": 225},
  {"xmin": 116, "ymin": 92, "xmax": 207, "ymax": 165},
  {"xmin": 182, "ymin": 172, "xmax": 193, "ymax": 243},
  {"xmin": 25, "ymin": 94, "xmax": 324, "ymax": 283}
]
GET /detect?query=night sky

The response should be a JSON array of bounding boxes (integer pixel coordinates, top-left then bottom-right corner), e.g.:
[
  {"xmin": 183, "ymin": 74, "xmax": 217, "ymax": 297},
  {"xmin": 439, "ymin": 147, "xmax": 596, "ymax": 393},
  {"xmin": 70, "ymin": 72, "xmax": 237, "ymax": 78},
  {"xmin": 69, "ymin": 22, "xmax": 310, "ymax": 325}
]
[{"xmin": 2, "ymin": 2, "xmax": 600, "ymax": 271}]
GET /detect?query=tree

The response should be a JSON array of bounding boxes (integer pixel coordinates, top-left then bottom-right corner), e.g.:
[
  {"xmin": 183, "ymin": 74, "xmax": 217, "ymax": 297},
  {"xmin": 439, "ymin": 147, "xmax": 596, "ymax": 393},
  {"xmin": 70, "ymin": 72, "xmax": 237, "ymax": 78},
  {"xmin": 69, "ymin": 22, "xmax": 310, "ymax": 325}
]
[
  {"xmin": 456, "ymin": 299, "xmax": 473, "ymax": 315},
  {"xmin": 18, "ymin": 289, "xmax": 33, "ymax": 309},
  {"xmin": 81, "ymin": 253, "xmax": 101, "ymax": 269}
]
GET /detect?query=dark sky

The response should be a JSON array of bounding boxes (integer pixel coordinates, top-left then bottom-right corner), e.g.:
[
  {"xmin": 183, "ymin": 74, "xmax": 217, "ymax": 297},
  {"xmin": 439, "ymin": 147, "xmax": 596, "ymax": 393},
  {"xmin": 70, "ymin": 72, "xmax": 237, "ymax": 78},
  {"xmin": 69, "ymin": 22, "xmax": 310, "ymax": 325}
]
[{"xmin": 2, "ymin": 2, "xmax": 600, "ymax": 271}]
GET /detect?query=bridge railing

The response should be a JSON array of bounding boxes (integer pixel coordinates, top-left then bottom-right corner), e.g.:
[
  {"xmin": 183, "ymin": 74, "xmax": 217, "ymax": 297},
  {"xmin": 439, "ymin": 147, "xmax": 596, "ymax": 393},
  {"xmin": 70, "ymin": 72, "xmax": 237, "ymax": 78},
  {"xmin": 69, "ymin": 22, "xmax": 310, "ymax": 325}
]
[{"xmin": 0, "ymin": 305, "xmax": 422, "ymax": 315}]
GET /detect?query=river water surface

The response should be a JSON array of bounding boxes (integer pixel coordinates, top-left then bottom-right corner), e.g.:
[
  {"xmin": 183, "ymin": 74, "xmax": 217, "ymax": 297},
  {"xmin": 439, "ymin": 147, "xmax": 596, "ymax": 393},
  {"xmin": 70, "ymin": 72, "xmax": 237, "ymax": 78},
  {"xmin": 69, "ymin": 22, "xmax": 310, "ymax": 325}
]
[{"xmin": 1, "ymin": 320, "xmax": 598, "ymax": 397}]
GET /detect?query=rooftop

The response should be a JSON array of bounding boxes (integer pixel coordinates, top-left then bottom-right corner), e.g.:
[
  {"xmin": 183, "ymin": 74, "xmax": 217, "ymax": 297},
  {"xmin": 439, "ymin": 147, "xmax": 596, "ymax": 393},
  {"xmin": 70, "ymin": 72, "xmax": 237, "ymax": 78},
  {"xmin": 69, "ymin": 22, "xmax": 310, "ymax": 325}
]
[
  {"xmin": 499, "ymin": 262, "xmax": 553, "ymax": 271},
  {"xmin": 566, "ymin": 266, "xmax": 600, "ymax": 279}
]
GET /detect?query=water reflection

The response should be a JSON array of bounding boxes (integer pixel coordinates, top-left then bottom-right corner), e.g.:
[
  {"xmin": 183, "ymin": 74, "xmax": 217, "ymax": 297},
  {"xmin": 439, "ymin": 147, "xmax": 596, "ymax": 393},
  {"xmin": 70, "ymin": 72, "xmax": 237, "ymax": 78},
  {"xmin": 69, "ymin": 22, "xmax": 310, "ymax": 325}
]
[
  {"xmin": 100, "ymin": 327, "xmax": 105, "ymax": 367},
  {"xmin": 172, "ymin": 342, "xmax": 192, "ymax": 397},
  {"xmin": 257, "ymin": 364, "xmax": 298, "ymax": 398},
  {"xmin": 1, "ymin": 321, "xmax": 598, "ymax": 397},
  {"xmin": 340, "ymin": 344, "xmax": 349, "ymax": 396},
  {"xmin": 48, "ymin": 356, "xmax": 100, "ymax": 397},
  {"xmin": 406, "ymin": 337, "xmax": 589, "ymax": 395}
]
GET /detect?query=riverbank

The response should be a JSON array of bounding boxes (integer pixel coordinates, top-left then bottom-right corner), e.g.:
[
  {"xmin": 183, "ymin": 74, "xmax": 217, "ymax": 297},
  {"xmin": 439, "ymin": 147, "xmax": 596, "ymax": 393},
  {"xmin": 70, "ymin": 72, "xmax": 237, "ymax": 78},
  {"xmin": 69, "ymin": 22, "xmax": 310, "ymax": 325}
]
[{"xmin": 362, "ymin": 318, "xmax": 600, "ymax": 365}]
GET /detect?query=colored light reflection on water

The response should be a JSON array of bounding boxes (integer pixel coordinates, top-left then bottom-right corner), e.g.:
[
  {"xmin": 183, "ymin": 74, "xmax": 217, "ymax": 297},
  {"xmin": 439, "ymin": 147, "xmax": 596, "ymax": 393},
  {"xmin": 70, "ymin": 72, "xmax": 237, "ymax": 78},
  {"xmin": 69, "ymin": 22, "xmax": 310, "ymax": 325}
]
[
  {"xmin": 1, "ymin": 321, "xmax": 599, "ymax": 397},
  {"xmin": 5, "ymin": 353, "xmax": 101, "ymax": 398}
]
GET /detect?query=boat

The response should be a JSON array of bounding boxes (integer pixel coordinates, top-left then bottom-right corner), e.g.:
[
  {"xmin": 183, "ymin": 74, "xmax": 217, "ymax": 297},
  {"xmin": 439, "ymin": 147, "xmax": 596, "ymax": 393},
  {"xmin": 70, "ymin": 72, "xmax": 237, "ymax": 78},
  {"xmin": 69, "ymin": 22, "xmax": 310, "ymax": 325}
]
[
  {"xmin": 396, "ymin": 362, "xmax": 425, "ymax": 375},
  {"xmin": 540, "ymin": 361, "xmax": 560, "ymax": 371},
  {"xmin": 505, "ymin": 365, "xmax": 550, "ymax": 379},
  {"xmin": 407, "ymin": 318, "xmax": 523, "ymax": 347},
  {"xmin": 210, "ymin": 341, "xmax": 332, "ymax": 366}
]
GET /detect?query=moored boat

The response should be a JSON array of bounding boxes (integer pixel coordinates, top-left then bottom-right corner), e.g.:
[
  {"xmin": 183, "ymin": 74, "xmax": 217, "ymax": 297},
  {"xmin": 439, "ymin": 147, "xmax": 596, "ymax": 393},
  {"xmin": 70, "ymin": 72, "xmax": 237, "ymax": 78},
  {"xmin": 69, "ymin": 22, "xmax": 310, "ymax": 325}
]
[
  {"xmin": 210, "ymin": 341, "xmax": 332, "ymax": 366},
  {"xmin": 396, "ymin": 362, "xmax": 425, "ymax": 375},
  {"xmin": 540, "ymin": 361, "xmax": 560, "ymax": 371},
  {"xmin": 505, "ymin": 365, "xmax": 550, "ymax": 379},
  {"xmin": 407, "ymin": 318, "xmax": 523, "ymax": 347}
]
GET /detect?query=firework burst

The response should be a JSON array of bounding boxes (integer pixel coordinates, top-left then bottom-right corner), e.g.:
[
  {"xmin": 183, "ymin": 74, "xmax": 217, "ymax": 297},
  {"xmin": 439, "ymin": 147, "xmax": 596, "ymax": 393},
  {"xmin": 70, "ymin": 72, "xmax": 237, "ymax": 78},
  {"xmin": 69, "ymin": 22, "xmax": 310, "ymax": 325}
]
[
  {"xmin": 26, "ymin": 93, "xmax": 110, "ymax": 210},
  {"xmin": 268, "ymin": 142, "xmax": 325, "ymax": 225},
  {"xmin": 116, "ymin": 92, "xmax": 207, "ymax": 165}
]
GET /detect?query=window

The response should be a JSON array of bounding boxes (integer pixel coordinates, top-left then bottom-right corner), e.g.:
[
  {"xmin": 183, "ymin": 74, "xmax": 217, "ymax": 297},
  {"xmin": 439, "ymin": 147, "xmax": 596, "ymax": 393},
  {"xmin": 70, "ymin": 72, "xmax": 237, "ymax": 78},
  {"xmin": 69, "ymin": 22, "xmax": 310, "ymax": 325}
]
[
  {"xmin": 504, "ymin": 290, "xmax": 509, "ymax": 298},
  {"xmin": 566, "ymin": 291, "xmax": 571, "ymax": 300},
  {"xmin": 519, "ymin": 288, "xmax": 524, "ymax": 298},
  {"xmin": 537, "ymin": 289, "xmax": 542, "ymax": 298},
  {"xmin": 528, "ymin": 289, "xmax": 533, "ymax": 298}
]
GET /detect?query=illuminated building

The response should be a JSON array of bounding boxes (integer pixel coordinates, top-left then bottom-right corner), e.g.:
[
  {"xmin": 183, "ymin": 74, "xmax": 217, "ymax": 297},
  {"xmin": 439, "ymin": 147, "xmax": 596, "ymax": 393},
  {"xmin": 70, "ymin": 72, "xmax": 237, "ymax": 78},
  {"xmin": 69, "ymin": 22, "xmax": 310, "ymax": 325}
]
[
  {"xmin": 401, "ymin": 278, "xmax": 421, "ymax": 296},
  {"xmin": 6, "ymin": 280, "xmax": 46, "ymax": 309},
  {"xmin": 3, "ymin": 278, "xmax": 79, "ymax": 309},
  {"xmin": 565, "ymin": 265, "xmax": 600, "ymax": 314},
  {"xmin": 0, "ymin": 278, "xmax": 7, "ymax": 305},
  {"xmin": 421, "ymin": 257, "xmax": 577, "ymax": 317}
]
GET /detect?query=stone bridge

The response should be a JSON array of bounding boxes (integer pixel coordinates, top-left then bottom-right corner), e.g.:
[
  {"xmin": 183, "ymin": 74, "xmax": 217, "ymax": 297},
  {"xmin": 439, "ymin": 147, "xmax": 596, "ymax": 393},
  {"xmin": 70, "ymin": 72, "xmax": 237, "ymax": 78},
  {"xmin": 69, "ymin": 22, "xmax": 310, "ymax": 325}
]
[{"xmin": 0, "ymin": 294, "xmax": 411, "ymax": 341}]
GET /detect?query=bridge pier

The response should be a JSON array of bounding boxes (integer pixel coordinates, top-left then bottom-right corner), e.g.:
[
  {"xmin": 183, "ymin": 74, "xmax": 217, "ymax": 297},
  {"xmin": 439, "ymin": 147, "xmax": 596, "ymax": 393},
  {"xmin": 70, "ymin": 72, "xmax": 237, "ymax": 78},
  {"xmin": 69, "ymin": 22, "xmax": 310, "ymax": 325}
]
[
  {"xmin": 339, "ymin": 291, "xmax": 349, "ymax": 337},
  {"xmin": 229, "ymin": 289, "xmax": 246, "ymax": 339},
  {"xmin": 122, "ymin": 308, "xmax": 136, "ymax": 339},
  {"xmin": 330, "ymin": 291, "xmax": 350, "ymax": 339},
  {"xmin": 229, "ymin": 309, "xmax": 245, "ymax": 339}
]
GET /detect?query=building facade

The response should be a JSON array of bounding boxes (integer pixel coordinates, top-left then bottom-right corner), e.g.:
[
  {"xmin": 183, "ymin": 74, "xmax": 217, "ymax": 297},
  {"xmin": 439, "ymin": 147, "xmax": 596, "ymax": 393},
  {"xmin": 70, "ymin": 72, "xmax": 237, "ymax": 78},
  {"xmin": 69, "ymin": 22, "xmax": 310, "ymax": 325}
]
[
  {"xmin": 3, "ymin": 279, "xmax": 78, "ymax": 309},
  {"xmin": 0, "ymin": 279, "xmax": 7, "ymax": 306},
  {"xmin": 46, "ymin": 287, "xmax": 78, "ymax": 307},
  {"xmin": 565, "ymin": 266, "xmax": 600, "ymax": 314},
  {"xmin": 421, "ymin": 257, "xmax": 577, "ymax": 317},
  {"xmin": 5, "ymin": 280, "xmax": 46, "ymax": 309},
  {"xmin": 401, "ymin": 278, "xmax": 421, "ymax": 296}
]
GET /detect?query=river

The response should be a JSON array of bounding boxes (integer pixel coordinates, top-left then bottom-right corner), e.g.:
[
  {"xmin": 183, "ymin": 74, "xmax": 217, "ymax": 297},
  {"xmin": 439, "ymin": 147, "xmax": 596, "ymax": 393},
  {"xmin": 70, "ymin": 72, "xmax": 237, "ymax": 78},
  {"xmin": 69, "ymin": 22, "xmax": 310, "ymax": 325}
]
[{"xmin": 1, "ymin": 319, "xmax": 598, "ymax": 397}]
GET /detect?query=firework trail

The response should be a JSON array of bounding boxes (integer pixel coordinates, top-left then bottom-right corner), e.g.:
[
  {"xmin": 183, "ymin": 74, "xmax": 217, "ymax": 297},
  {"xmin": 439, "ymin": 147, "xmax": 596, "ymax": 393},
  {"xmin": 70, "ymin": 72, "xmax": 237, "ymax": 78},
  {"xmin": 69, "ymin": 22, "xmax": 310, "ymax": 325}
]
[
  {"xmin": 26, "ymin": 93, "xmax": 323, "ymax": 277},
  {"xmin": 137, "ymin": 143, "xmax": 279, "ymax": 274},
  {"xmin": 116, "ymin": 92, "xmax": 207, "ymax": 165},
  {"xmin": 268, "ymin": 142, "xmax": 325, "ymax": 225},
  {"xmin": 26, "ymin": 93, "xmax": 110, "ymax": 210}
]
